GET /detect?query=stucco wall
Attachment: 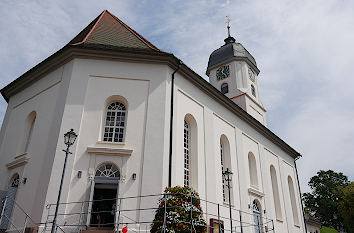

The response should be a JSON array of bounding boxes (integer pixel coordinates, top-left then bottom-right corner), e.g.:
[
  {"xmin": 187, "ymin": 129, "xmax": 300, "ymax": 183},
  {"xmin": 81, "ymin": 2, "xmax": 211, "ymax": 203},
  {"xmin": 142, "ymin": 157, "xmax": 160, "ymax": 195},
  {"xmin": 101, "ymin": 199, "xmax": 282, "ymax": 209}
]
[
  {"xmin": 173, "ymin": 67, "xmax": 305, "ymax": 233},
  {"xmin": 0, "ymin": 61, "xmax": 74, "ymax": 225},
  {"xmin": 0, "ymin": 56, "xmax": 305, "ymax": 233}
]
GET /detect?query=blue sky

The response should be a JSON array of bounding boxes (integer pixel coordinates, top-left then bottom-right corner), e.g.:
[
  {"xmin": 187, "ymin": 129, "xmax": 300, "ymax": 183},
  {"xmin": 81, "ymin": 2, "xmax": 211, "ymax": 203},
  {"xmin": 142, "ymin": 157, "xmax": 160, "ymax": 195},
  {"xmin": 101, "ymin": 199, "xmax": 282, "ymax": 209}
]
[{"xmin": 0, "ymin": 0, "xmax": 353, "ymax": 192}]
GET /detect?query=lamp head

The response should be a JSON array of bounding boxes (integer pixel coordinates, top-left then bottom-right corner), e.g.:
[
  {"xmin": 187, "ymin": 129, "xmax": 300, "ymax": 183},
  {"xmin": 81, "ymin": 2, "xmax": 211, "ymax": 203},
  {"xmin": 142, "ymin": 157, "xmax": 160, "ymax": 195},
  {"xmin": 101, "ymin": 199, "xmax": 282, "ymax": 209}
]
[{"xmin": 64, "ymin": 129, "xmax": 78, "ymax": 146}]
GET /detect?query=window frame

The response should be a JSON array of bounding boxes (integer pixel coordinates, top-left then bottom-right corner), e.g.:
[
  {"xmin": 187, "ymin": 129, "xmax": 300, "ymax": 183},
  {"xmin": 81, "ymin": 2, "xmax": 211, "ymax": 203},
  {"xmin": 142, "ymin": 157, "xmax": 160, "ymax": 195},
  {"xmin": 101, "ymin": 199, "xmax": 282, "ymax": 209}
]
[{"xmin": 102, "ymin": 101, "xmax": 127, "ymax": 143}]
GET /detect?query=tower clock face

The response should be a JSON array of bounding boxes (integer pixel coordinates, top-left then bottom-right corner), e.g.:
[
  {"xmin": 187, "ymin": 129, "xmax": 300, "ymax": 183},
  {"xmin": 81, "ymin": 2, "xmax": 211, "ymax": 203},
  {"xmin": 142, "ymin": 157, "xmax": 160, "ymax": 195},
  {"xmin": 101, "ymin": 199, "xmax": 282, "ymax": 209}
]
[
  {"xmin": 248, "ymin": 68, "xmax": 255, "ymax": 82},
  {"xmin": 216, "ymin": 65, "xmax": 230, "ymax": 81}
]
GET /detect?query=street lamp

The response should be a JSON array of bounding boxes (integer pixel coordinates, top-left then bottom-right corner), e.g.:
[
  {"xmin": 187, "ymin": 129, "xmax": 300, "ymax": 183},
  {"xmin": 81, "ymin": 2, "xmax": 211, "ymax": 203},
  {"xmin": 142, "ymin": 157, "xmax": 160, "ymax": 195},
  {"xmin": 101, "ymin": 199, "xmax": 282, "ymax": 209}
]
[
  {"xmin": 223, "ymin": 168, "xmax": 233, "ymax": 233},
  {"xmin": 51, "ymin": 129, "xmax": 78, "ymax": 233}
]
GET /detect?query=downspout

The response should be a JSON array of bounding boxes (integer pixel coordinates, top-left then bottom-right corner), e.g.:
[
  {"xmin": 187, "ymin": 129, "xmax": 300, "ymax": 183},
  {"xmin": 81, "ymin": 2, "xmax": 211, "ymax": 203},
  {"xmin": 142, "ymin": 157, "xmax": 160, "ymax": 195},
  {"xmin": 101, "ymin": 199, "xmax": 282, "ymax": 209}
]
[
  {"xmin": 295, "ymin": 155, "xmax": 308, "ymax": 233},
  {"xmin": 168, "ymin": 59, "xmax": 183, "ymax": 187}
]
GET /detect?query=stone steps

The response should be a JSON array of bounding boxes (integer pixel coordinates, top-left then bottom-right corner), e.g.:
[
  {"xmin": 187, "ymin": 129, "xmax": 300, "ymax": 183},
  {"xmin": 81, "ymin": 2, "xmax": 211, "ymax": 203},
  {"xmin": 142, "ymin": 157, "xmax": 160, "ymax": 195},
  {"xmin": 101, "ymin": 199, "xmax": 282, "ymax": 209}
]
[{"xmin": 80, "ymin": 227, "xmax": 114, "ymax": 233}]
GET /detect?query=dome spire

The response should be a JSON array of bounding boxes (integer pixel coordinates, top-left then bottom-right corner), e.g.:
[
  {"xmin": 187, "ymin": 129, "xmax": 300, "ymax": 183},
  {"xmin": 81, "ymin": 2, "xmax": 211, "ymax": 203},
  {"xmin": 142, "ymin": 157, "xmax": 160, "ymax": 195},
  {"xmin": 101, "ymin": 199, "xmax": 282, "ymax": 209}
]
[{"xmin": 224, "ymin": 16, "xmax": 236, "ymax": 44}]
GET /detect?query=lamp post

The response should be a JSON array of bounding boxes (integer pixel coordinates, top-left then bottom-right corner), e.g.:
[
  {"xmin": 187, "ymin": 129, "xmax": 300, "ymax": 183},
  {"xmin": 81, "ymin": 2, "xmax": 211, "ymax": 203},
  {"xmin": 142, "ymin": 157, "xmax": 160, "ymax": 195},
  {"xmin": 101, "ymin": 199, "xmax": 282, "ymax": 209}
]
[
  {"xmin": 223, "ymin": 168, "xmax": 233, "ymax": 233},
  {"xmin": 51, "ymin": 129, "xmax": 77, "ymax": 233}
]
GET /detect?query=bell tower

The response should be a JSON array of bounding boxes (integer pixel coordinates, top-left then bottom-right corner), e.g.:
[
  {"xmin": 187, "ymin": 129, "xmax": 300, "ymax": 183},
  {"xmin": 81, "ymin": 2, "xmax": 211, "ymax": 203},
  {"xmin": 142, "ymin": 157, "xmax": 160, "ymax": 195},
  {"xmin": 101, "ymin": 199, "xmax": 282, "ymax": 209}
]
[{"xmin": 206, "ymin": 19, "xmax": 267, "ymax": 125}]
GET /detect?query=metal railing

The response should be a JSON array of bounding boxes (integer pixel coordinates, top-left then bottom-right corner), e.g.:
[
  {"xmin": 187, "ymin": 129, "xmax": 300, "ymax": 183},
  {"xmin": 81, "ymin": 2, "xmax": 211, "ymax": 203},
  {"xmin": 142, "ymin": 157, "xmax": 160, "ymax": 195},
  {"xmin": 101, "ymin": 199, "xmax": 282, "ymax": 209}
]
[
  {"xmin": 41, "ymin": 193, "xmax": 275, "ymax": 233},
  {"xmin": 0, "ymin": 196, "xmax": 38, "ymax": 233}
]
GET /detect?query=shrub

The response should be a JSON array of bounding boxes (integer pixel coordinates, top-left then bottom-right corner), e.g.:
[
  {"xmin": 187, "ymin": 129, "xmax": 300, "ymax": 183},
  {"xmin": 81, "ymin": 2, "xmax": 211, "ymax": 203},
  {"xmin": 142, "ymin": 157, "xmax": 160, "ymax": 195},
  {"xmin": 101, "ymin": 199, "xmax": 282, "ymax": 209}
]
[{"xmin": 150, "ymin": 186, "xmax": 207, "ymax": 233}]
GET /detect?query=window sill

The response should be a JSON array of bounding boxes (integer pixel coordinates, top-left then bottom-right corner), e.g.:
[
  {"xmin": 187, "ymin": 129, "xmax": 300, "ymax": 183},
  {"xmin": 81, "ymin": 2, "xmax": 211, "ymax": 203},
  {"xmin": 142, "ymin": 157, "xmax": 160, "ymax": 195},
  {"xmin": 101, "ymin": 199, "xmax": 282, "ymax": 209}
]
[
  {"xmin": 7, "ymin": 155, "xmax": 30, "ymax": 169},
  {"xmin": 15, "ymin": 152, "xmax": 28, "ymax": 159},
  {"xmin": 87, "ymin": 146, "xmax": 133, "ymax": 156},
  {"xmin": 248, "ymin": 187, "xmax": 264, "ymax": 197},
  {"xmin": 97, "ymin": 141, "xmax": 125, "ymax": 146}
]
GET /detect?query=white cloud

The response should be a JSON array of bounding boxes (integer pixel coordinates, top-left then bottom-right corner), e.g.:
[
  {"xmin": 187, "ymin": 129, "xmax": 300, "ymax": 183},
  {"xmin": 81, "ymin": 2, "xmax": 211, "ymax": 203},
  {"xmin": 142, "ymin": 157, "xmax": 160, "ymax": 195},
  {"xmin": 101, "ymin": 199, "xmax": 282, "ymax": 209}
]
[{"xmin": 0, "ymin": 0, "xmax": 353, "ymax": 192}]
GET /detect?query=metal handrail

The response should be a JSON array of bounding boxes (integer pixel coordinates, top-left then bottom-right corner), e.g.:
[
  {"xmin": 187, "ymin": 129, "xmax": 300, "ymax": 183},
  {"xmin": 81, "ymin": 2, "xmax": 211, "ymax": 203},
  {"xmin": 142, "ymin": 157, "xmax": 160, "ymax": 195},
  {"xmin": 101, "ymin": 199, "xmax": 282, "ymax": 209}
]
[
  {"xmin": 43, "ymin": 193, "xmax": 275, "ymax": 233},
  {"xmin": 45, "ymin": 192, "xmax": 274, "ymax": 222}
]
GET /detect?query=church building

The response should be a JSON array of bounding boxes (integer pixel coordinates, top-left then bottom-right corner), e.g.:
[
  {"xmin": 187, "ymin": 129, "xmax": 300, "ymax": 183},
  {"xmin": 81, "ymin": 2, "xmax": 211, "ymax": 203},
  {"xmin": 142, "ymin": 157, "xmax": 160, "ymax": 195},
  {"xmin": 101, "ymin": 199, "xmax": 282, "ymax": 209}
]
[{"xmin": 0, "ymin": 10, "xmax": 306, "ymax": 233}]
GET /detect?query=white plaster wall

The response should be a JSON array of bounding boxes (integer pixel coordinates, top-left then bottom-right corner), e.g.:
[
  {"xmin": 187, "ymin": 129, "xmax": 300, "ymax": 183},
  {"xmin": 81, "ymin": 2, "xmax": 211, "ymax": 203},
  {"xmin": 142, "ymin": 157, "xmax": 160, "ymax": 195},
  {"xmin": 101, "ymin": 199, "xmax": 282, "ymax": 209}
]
[
  {"xmin": 0, "ymin": 62, "xmax": 74, "ymax": 226},
  {"xmin": 173, "ymin": 89, "xmax": 206, "ymax": 198},
  {"xmin": 263, "ymin": 148, "xmax": 289, "ymax": 232},
  {"xmin": 41, "ymin": 58, "xmax": 171, "ymax": 227},
  {"xmin": 0, "ymin": 55, "xmax": 305, "ymax": 233},
  {"xmin": 173, "ymin": 66, "xmax": 305, "ymax": 233}
]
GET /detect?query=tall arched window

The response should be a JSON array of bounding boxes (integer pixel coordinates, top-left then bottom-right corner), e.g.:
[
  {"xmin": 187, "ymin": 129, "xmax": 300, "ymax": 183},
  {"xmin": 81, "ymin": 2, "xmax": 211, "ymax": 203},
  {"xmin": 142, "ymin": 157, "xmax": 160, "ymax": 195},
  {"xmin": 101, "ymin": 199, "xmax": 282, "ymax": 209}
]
[
  {"xmin": 270, "ymin": 165, "xmax": 282, "ymax": 220},
  {"xmin": 183, "ymin": 114, "xmax": 198, "ymax": 189},
  {"xmin": 22, "ymin": 112, "xmax": 36, "ymax": 153},
  {"xmin": 220, "ymin": 135, "xmax": 232, "ymax": 203},
  {"xmin": 288, "ymin": 176, "xmax": 300, "ymax": 225},
  {"xmin": 184, "ymin": 120, "xmax": 190, "ymax": 187},
  {"xmin": 103, "ymin": 102, "xmax": 126, "ymax": 142},
  {"xmin": 220, "ymin": 141, "xmax": 226, "ymax": 202},
  {"xmin": 248, "ymin": 152, "xmax": 258, "ymax": 188},
  {"xmin": 251, "ymin": 85, "xmax": 256, "ymax": 97},
  {"xmin": 221, "ymin": 83, "xmax": 229, "ymax": 94}
]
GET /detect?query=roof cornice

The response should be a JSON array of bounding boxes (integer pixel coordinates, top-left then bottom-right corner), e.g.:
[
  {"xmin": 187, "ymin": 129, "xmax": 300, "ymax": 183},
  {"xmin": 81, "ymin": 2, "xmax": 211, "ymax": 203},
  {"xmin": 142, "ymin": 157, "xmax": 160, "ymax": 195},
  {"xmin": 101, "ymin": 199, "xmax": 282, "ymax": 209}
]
[
  {"xmin": 0, "ymin": 45, "xmax": 174, "ymax": 102},
  {"xmin": 0, "ymin": 45, "xmax": 301, "ymax": 159}
]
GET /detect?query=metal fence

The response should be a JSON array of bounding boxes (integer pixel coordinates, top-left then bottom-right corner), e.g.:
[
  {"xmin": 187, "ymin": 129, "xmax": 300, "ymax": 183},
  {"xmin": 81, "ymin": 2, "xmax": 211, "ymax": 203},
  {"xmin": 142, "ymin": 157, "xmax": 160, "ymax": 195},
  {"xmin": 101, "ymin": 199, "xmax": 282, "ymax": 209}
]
[
  {"xmin": 40, "ymin": 193, "xmax": 274, "ymax": 233},
  {"xmin": 0, "ymin": 196, "xmax": 38, "ymax": 233}
]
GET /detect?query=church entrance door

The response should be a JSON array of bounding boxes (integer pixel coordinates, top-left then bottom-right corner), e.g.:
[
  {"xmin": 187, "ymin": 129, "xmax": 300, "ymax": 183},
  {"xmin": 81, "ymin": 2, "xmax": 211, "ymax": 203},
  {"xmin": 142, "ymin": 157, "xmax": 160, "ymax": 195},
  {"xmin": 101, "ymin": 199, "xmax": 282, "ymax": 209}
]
[
  {"xmin": 252, "ymin": 200, "xmax": 262, "ymax": 233},
  {"xmin": 86, "ymin": 164, "xmax": 120, "ymax": 228},
  {"xmin": 90, "ymin": 184, "xmax": 118, "ymax": 227},
  {"xmin": 0, "ymin": 174, "xmax": 19, "ymax": 230}
]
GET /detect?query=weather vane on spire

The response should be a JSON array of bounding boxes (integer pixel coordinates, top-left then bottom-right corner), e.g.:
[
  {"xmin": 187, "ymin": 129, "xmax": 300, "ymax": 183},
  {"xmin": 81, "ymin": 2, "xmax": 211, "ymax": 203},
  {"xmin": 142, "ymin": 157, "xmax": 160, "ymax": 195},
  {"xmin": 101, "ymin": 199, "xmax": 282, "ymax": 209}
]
[{"xmin": 226, "ymin": 16, "xmax": 231, "ymax": 37}]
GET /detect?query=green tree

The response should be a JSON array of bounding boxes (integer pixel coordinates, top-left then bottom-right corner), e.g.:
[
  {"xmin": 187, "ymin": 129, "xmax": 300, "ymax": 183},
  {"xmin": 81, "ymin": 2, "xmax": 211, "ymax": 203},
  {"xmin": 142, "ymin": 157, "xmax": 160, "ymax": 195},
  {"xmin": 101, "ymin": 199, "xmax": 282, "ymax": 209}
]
[
  {"xmin": 151, "ymin": 186, "xmax": 207, "ymax": 233},
  {"xmin": 335, "ymin": 182, "xmax": 354, "ymax": 233},
  {"xmin": 302, "ymin": 170, "xmax": 349, "ymax": 230}
]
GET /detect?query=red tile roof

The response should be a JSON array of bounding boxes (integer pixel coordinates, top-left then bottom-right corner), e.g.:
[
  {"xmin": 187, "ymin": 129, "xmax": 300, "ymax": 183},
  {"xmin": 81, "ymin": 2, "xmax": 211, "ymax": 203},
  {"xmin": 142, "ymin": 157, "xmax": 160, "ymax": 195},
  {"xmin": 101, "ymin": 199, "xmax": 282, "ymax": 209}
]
[{"xmin": 69, "ymin": 10, "xmax": 166, "ymax": 53}]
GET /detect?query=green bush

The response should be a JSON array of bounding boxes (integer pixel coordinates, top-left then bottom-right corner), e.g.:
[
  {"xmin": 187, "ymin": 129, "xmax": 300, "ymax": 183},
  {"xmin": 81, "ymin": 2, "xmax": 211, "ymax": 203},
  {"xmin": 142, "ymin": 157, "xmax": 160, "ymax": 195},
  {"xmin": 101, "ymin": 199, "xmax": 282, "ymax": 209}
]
[{"xmin": 150, "ymin": 186, "xmax": 207, "ymax": 233}]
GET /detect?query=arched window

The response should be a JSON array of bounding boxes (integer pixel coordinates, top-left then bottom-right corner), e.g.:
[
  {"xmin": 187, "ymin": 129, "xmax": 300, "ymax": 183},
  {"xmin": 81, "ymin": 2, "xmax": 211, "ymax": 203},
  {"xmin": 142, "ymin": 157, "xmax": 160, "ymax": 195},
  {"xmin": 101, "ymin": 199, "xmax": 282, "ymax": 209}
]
[
  {"xmin": 10, "ymin": 174, "xmax": 20, "ymax": 188},
  {"xmin": 95, "ymin": 163, "xmax": 120, "ymax": 178},
  {"xmin": 184, "ymin": 120, "xmax": 190, "ymax": 187},
  {"xmin": 103, "ymin": 102, "xmax": 126, "ymax": 142},
  {"xmin": 251, "ymin": 85, "xmax": 256, "ymax": 97},
  {"xmin": 248, "ymin": 152, "xmax": 258, "ymax": 188},
  {"xmin": 253, "ymin": 200, "xmax": 262, "ymax": 233},
  {"xmin": 221, "ymin": 83, "xmax": 229, "ymax": 94},
  {"xmin": 220, "ymin": 135, "xmax": 232, "ymax": 203},
  {"xmin": 270, "ymin": 165, "xmax": 282, "ymax": 220},
  {"xmin": 220, "ymin": 141, "xmax": 226, "ymax": 202},
  {"xmin": 183, "ymin": 114, "xmax": 198, "ymax": 189},
  {"xmin": 288, "ymin": 176, "xmax": 300, "ymax": 225},
  {"xmin": 22, "ymin": 112, "xmax": 36, "ymax": 153}
]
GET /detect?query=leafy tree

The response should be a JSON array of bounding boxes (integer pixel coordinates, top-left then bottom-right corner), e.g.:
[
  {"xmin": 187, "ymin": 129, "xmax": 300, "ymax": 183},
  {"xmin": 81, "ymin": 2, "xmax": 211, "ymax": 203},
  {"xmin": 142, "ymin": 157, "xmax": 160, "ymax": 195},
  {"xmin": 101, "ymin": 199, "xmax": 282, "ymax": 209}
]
[
  {"xmin": 303, "ymin": 170, "xmax": 349, "ymax": 230},
  {"xmin": 151, "ymin": 186, "xmax": 207, "ymax": 233},
  {"xmin": 335, "ymin": 182, "xmax": 354, "ymax": 233}
]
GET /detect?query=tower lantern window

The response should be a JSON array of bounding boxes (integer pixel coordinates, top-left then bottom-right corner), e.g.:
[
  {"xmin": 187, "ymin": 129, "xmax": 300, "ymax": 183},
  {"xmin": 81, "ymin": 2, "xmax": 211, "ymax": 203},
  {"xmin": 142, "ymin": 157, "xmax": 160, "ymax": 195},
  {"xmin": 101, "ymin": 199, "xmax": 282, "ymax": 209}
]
[{"xmin": 221, "ymin": 83, "xmax": 229, "ymax": 94}]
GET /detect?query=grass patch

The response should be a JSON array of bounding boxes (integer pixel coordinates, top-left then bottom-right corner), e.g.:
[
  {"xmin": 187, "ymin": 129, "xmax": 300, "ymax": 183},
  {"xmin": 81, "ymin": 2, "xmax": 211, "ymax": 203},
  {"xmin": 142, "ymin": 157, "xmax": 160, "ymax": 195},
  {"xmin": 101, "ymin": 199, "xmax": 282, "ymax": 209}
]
[{"xmin": 320, "ymin": 226, "xmax": 338, "ymax": 233}]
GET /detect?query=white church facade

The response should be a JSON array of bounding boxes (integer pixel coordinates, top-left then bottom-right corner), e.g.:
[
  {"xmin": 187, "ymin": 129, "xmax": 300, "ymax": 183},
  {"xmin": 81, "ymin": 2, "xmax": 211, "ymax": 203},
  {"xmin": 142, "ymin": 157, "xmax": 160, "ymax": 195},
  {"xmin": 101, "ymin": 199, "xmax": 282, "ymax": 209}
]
[{"xmin": 0, "ymin": 10, "xmax": 306, "ymax": 233}]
